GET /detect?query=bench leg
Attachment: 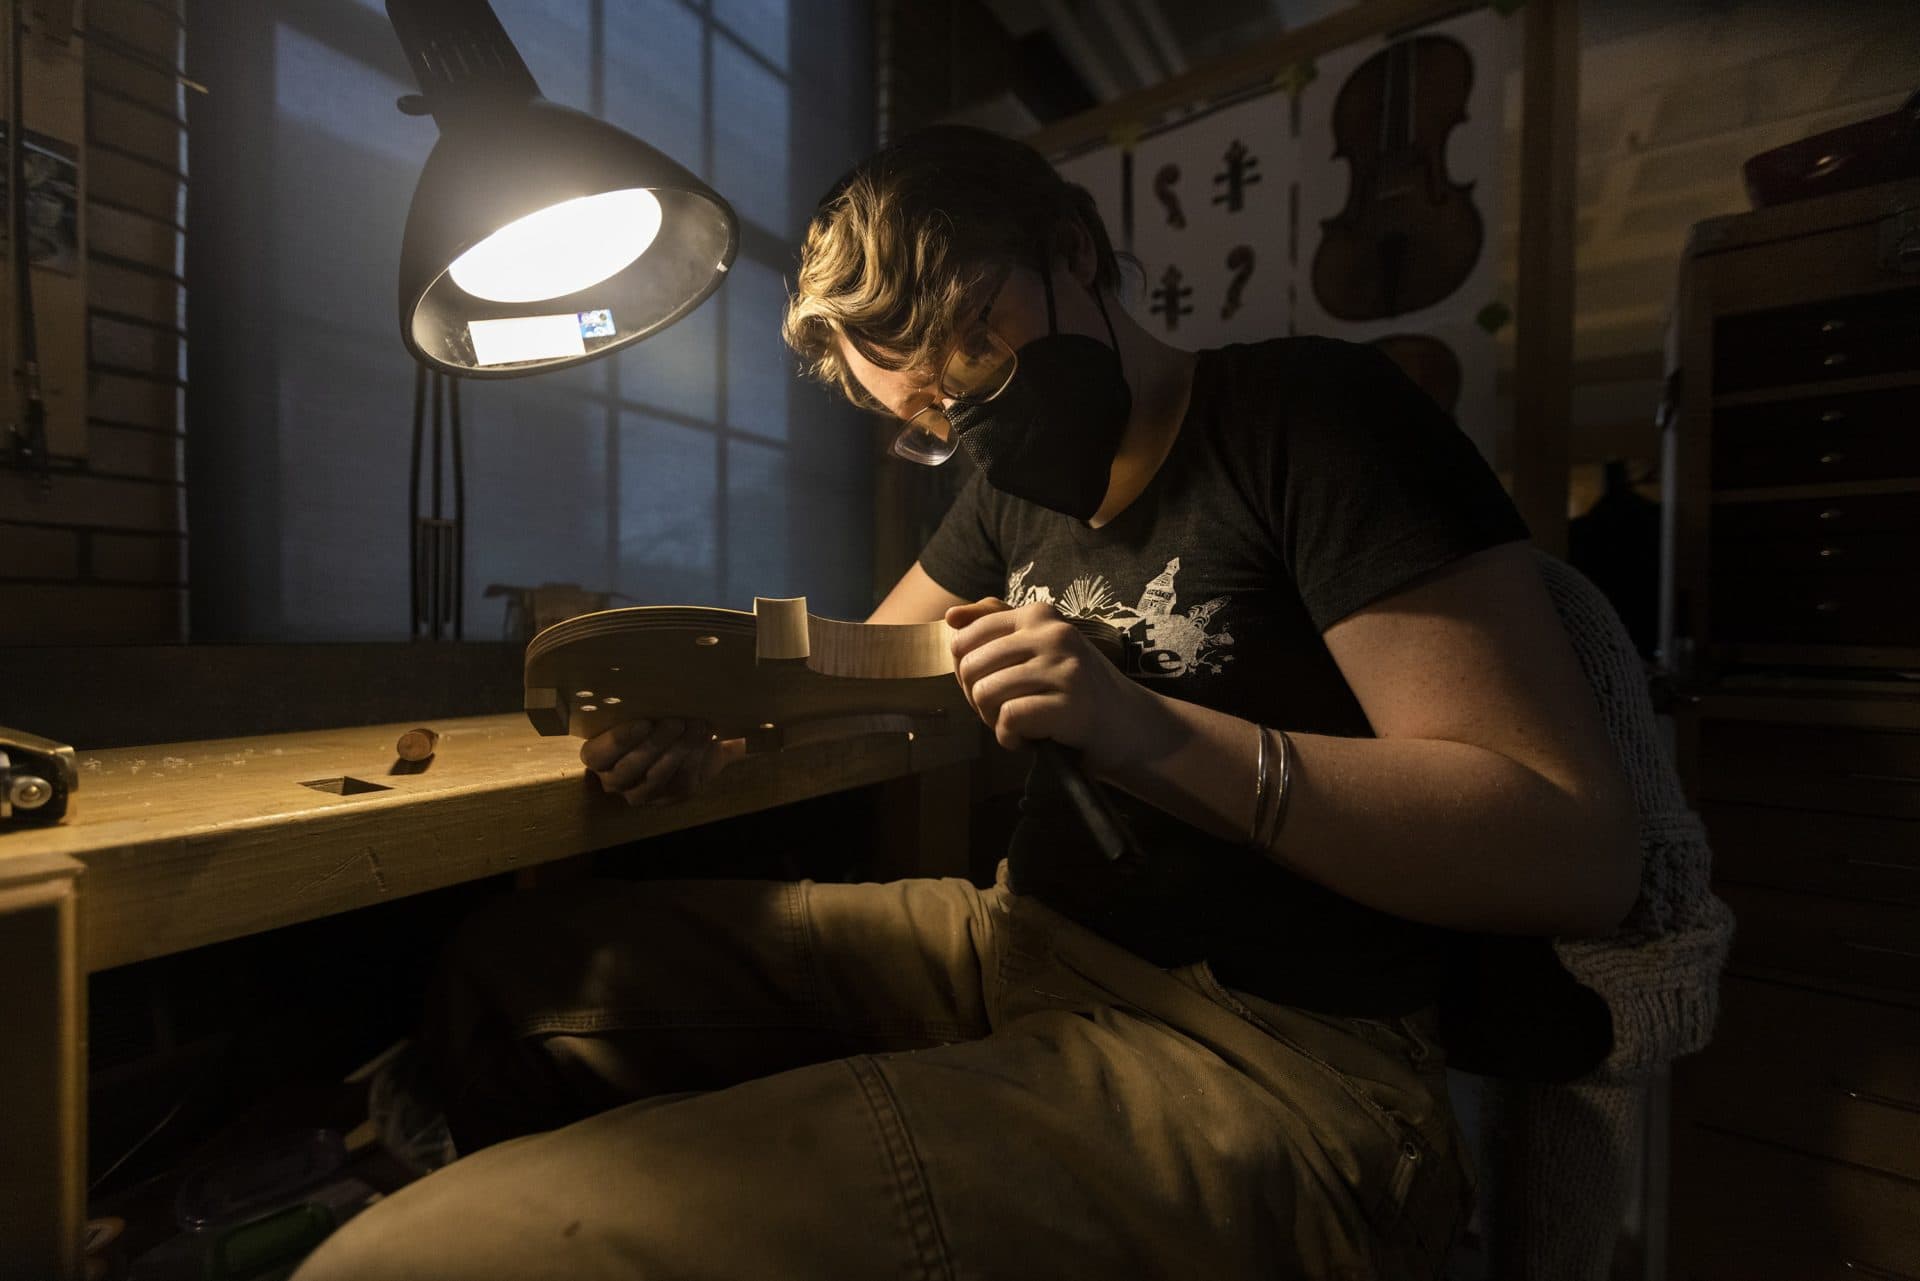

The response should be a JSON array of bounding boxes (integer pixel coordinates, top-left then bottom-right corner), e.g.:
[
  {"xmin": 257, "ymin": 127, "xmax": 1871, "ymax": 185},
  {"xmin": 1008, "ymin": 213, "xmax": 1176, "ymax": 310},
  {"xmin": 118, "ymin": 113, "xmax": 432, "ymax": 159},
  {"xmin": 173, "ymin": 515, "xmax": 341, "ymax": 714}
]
[
  {"xmin": 0, "ymin": 854, "xmax": 86, "ymax": 1281},
  {"xmin": 869, "ymin": 760, "xmax": 973, "ymax": 882}
]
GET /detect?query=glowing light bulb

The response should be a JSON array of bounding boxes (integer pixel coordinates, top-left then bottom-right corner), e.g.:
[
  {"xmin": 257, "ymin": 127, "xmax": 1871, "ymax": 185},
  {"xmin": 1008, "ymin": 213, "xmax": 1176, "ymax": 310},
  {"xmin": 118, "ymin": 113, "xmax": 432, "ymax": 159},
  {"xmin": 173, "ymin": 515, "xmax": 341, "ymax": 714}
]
[{"xmin": 449, "ymin": 188, "xmax": 663, "ymax": 303}]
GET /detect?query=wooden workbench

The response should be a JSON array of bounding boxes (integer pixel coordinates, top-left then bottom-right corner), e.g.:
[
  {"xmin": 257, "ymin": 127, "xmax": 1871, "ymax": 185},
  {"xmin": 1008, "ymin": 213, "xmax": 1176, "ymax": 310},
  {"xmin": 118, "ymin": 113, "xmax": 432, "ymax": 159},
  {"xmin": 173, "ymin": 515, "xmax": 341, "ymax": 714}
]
[{"xmin": 0, "ymin": 711, "xmax": 978, "ymax": 1279}]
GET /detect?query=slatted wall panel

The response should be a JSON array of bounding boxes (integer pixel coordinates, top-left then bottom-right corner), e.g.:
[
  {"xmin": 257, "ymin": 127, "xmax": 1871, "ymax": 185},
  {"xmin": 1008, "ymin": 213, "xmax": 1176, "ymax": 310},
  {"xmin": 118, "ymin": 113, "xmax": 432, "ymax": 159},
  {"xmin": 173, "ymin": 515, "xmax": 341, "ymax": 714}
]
[{"xmin": 0, "ymin": 0, "xmax": 185, "ymax": 644}]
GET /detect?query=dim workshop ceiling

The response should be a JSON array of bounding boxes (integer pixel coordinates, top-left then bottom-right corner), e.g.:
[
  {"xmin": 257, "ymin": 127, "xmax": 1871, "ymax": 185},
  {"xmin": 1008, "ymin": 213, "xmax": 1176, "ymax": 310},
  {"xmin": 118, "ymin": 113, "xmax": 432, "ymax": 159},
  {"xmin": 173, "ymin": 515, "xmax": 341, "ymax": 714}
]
[{"xmin": 970, "ymin": 0, "xmax": 1915, "ymax": 458}]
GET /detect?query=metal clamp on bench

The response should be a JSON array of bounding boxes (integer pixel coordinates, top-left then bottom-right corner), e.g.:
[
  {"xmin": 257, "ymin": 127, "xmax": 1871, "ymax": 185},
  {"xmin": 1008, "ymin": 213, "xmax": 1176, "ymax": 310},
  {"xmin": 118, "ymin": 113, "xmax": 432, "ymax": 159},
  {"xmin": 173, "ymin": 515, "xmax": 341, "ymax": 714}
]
[{"xmin": 0, "ymin": 726, "xmax": 77, "ymax": 826}]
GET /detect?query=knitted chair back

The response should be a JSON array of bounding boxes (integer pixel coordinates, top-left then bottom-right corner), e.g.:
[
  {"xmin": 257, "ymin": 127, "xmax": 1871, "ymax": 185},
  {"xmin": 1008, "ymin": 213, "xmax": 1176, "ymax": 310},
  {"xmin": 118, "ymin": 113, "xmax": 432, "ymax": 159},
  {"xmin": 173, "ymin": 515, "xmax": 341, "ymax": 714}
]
[{"xmin": 1533, "ymin": 551, "xmax": 1734, "ymax": 1082}]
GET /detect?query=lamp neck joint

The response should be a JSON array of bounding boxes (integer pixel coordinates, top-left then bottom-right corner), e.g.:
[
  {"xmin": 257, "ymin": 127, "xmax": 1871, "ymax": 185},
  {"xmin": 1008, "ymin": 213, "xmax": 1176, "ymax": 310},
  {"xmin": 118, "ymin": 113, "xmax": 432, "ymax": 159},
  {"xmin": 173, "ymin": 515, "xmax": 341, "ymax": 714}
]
[{"xmin": 388, "ymin": 0, "xmax": 540, "ymax": 124}]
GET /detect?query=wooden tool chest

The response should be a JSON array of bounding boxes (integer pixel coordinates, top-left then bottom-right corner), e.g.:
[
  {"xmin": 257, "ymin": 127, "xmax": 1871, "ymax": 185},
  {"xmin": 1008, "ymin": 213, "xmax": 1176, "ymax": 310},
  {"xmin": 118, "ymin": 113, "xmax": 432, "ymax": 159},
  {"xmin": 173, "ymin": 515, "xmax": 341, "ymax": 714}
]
[{"xmin": 1662, "ymin": 179, "xmax": 1920, "ymax": 1278}]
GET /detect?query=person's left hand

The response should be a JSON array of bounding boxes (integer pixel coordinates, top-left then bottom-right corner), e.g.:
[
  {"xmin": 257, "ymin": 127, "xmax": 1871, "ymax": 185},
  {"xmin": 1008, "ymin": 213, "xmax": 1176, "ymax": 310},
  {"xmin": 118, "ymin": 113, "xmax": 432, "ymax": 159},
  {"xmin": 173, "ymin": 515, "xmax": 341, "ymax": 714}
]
[{"xmin": 946, "ymin": 598, "xmax": 1173, "ymax": 775}]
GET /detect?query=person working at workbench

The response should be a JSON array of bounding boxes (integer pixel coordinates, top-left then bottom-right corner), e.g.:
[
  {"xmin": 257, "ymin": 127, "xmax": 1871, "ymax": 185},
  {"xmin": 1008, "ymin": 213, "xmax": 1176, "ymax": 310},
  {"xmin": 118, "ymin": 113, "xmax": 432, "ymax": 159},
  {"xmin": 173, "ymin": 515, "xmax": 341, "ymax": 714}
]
[{"xmin": 298, "ymin": 125, "xmax": 1639, "ymax": 1279}]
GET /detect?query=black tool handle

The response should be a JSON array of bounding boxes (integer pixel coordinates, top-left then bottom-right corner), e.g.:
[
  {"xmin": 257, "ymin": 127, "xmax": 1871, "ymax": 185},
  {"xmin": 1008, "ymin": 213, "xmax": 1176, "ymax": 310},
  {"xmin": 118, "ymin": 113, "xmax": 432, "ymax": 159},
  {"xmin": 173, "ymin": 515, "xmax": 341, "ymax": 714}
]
[{"xmin": 1032, "ymin": 740, "xmax": 1142, "ymax": 864}]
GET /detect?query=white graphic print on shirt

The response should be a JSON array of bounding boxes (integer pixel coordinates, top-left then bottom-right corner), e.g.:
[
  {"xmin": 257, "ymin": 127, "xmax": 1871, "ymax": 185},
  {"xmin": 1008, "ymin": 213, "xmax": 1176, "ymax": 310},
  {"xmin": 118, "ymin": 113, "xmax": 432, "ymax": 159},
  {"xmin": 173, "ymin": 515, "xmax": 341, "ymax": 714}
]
[{"xmin": 1006, "ymin": 557, "xmax": 1235, "ymax": 679}]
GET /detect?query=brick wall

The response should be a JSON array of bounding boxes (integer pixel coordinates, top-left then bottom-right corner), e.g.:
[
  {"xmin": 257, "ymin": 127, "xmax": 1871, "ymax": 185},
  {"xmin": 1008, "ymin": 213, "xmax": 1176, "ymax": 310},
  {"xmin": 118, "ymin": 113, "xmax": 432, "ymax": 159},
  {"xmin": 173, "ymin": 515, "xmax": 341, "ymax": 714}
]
[{"xmin": 0, "ymin": 0, "xmax": 185, "ymax": 644}]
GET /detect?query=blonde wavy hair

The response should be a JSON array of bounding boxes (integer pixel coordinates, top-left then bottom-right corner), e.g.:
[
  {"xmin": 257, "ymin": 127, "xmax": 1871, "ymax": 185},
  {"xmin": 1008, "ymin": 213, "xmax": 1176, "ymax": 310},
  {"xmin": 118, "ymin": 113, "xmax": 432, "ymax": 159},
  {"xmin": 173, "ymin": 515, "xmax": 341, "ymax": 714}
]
[{"xmin": 783, "ymin": 126, "xmax": 1124, "ymax": 409}]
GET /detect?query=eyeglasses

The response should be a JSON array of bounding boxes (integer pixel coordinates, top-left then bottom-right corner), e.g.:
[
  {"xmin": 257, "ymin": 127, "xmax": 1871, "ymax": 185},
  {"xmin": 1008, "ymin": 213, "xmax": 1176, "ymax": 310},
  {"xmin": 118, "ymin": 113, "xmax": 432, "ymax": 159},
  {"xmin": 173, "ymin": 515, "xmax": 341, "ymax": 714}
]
[{"xmin": 888, "ymin": 271, "xmax": 1019, "ymax": 465}]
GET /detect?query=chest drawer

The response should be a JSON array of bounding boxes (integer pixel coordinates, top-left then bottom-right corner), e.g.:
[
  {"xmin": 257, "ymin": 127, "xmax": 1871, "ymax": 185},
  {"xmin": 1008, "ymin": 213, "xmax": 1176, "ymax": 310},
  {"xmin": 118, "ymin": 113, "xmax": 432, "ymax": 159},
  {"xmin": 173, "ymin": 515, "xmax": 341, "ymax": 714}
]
[
  {"xmin": 1669, "ymin": 1123, "xmax": 1920, "ymax": 1281},
  {"xmin": 1703, "ymin": 802, "xmax": 1920, "ymax": 904},
  {"xmin": 1700, "ymin": 722, "xmax": 1920, "ymax": 818},
  {"xmin": 1711, "ymin": 387, "xmax": 1920, "ymax": 490},
  {"xmin": 1712, "ymin": 529, "xmax": 1913, "ymax": 575},
  {"xmin": 1714, "ymin": 285, "xmax": 1920, "ymax": 394},
  {"xmin": 1712, "ymin": 491, "xmax": 1920, "ymax": 540},
  {"xmin": 1674, "ymin": 976, "xmax": 1920, "ymax": 1181},
  {"xmin": 1719, "ymin": 881, "xmax": 1920, "ymax": 995},
  {"xmin": 1711, "ymin": 570, "xmax": 1920, "ymax": 649}
]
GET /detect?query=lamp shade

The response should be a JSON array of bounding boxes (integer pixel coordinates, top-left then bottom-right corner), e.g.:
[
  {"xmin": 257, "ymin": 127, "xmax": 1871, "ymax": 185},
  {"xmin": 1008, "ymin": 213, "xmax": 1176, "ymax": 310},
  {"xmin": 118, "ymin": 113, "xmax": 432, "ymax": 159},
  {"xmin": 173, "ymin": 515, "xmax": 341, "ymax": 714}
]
[{"xmin": 389, "ymin": 0, "xmax": 738, "ymax": 378}]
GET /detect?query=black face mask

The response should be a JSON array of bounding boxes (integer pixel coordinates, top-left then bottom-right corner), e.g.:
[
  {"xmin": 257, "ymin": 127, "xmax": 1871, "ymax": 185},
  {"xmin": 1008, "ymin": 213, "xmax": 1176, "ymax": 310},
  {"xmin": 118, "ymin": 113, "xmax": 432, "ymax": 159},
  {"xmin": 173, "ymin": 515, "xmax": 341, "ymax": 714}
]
[{"xmin": 947, "ymin": 257, "xmax": 1131, "ymax": 521}]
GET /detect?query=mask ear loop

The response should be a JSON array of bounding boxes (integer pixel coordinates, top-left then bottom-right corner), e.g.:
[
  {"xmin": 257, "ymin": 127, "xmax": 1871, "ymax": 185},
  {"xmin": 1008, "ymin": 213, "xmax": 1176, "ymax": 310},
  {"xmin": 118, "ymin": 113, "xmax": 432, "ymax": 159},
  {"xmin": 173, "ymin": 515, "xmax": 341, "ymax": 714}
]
[
  {"xmin": 1091, "ymin": 280, "xmax": 1121, "ymax": 352},
  {"xmin": 1038, "ymin": 241, "xmax": 1060, "ymax": 333},
  {"xmin": 1040, "ymin": 238, "xmax": 1122, "ymax": 355}
]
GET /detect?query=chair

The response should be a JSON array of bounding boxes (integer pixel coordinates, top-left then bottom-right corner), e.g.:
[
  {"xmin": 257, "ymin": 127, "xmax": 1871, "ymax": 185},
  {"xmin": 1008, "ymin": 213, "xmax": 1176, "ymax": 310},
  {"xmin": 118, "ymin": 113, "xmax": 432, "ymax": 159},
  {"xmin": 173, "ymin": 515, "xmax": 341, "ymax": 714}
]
[{"xmin": 1468, "ymin": 554, "xmax": 1735, "ymax": 1280}]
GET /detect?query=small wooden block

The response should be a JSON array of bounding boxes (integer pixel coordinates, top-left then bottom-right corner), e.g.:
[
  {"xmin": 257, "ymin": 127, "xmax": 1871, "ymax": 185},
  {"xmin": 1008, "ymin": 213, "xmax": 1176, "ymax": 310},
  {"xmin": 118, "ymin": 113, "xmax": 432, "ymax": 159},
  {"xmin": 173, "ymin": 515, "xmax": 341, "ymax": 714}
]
[{"xmin": 395, "ymin": 728, "xmax": 439, "ymax": 762}]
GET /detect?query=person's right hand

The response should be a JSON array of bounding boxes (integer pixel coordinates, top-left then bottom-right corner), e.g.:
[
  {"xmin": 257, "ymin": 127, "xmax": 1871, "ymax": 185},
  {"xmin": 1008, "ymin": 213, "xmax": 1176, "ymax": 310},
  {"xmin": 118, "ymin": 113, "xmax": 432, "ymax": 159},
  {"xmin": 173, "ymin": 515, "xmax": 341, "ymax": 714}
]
[{"xmin": 579, "ymin": 717, "xmax": 743, "ymax": 806}]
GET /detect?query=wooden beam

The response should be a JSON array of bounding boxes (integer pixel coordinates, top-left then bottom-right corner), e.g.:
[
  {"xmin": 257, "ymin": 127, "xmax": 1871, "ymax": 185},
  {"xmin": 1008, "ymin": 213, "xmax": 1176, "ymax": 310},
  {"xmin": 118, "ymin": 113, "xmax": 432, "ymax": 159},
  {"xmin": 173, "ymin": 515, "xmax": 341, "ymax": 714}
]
[
  {"xmin": 1511, "ymin": 0, "xmax": 1580, "ymax": 555},
  {"xmin": 1025, "ymin": 0, "xmax": 1481, "ymax": 157}
]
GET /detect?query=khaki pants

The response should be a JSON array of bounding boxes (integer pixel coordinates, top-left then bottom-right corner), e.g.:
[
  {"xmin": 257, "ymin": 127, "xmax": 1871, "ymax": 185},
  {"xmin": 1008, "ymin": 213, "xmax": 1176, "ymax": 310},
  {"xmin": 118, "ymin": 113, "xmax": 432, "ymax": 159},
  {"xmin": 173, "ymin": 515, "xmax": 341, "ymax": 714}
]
[{"xmin": 296, "ymin": 866, "xmax": 1471, "ymax": 1280}]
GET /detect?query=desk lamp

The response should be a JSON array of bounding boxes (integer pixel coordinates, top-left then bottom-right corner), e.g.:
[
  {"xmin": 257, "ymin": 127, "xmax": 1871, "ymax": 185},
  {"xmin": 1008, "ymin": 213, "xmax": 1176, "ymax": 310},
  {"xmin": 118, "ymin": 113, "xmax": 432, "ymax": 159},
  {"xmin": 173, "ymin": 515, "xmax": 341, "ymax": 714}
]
[
  {"xmin": 387, "ymin": 0, "xmax": 737, "ymax": 377},
  {"xmin": 384, "ymin": 0, "xmax": 737, "ymax": 639}
]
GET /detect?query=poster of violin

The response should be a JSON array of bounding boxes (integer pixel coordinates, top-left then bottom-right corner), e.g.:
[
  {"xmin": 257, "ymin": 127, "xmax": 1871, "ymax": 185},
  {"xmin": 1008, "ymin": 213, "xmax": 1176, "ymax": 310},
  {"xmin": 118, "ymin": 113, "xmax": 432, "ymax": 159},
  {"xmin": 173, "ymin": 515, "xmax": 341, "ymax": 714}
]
[
  {"xmin": 1055, "ymin": 92, "xmax": 1297, "ymax": 354},
  {"xmin": 1293, "ymin": 6, "xmax": 1519, "ymax": 461}
]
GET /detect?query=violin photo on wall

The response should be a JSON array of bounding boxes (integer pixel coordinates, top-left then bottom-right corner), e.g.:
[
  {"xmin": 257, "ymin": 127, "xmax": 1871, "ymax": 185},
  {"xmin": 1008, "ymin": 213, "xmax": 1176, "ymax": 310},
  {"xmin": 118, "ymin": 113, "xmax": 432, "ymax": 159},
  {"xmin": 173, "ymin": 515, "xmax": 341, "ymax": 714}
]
[
  {"xmin": 1296, "ymin": 5, "xmax": 1517, "ymax": 462},
  {"xmin": 1297, "ymin": 6, "xmax": 1513, "ymax": 334},
  {"xmin": 1309, "ymin": 33, "xmax": 1486, "ymax": 323}
]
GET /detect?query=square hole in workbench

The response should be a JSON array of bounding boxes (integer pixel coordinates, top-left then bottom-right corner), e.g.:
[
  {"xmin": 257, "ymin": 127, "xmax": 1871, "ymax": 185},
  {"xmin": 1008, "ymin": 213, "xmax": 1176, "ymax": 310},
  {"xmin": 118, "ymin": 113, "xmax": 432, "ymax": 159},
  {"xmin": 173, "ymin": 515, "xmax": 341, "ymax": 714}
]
[{"xmin": 299, "ymin": 777, "xmax": 392, "ymax": 796}]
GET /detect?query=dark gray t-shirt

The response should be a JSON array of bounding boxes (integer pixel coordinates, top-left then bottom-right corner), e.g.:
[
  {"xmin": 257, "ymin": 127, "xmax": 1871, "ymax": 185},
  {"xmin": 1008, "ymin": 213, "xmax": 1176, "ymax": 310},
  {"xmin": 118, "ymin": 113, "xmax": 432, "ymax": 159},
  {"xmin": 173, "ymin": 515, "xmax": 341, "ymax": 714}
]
[{"xmin": 919, "ymin": 336, "xmax": 1529, "ymax": 1016}]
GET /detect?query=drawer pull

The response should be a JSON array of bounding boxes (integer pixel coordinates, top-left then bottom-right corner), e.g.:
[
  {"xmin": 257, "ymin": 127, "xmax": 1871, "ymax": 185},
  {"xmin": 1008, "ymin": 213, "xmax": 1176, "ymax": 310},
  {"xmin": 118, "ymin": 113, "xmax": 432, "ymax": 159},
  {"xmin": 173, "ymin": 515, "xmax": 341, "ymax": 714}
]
[
  {"xmin": 1809, "ymin": 152, "xmax": 1849, "ymax": 180},
  {"xmin": 1819, "ymin": 408, "xmax": 1847, "ymax": 425},
  {"xmin": 1842, "ymin": 1258, "xmax": 1920, "ymax": 1281},
  {"xmin": 1818, "ymin": 546, "xmax": 1841, "ymax": 558},
  {"xmin": 1841, "ymin": 936, "xmax": 1920, "ymax": 961},
  {"xmin": 1819, "ymin": 451, "xmax": 1846, "ymax": 464},
  {"xmin": 1816, "ymin": 600, "xmax": 1843, "ymax": 613},
  {"xmin": 1823, "ymin": 352, "xmax": 1850, "ymax": 369},
  {"xmin": 1819, "ymin": 507, "xmax": 1844, "ymax": 520},
  {"xmin": 1834, "ymin": 1079, "xmax": 1920, "ymax": 1116},
  {"xmin": 1820, "ymin": 319, "xmax": 1848, "ymax": 334}
]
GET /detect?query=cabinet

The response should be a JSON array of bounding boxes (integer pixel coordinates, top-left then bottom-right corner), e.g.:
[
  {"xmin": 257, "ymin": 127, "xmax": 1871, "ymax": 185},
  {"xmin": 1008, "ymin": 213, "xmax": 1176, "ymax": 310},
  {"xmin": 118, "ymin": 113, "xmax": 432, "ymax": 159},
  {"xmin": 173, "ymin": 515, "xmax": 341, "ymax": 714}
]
[{"xmin": 1662, "ymin": 180, "xmax": 1920, "ymax": 1279}]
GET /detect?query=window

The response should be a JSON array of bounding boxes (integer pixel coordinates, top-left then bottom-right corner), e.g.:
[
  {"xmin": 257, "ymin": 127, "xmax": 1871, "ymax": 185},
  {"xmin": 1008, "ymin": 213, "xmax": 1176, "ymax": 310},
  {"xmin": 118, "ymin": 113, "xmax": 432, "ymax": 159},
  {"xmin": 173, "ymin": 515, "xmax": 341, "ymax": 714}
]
[{"xmin": 187, "ymin": 0, "xmax": 874, "ymax": 641}]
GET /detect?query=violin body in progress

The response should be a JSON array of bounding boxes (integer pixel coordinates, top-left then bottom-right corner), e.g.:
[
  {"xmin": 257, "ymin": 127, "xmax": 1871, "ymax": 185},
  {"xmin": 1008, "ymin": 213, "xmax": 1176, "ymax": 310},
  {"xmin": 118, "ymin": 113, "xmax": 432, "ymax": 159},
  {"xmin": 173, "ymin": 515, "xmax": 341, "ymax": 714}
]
[
  {"xmin": 1312, "ymin": 34, "xmax": 1484, "ymax": 322},
  {"xmin": 524, "ymin": 597, "xmax": 1121, "ymax": 751}
]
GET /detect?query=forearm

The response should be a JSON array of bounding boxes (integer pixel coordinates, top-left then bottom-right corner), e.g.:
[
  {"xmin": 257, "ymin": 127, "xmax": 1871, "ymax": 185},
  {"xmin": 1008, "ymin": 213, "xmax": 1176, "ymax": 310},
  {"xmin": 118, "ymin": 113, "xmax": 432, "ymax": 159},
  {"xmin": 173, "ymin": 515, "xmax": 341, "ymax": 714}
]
[{"xmin": 1103, "ymin": 691, "xmax": 1639, "ymax": 938}]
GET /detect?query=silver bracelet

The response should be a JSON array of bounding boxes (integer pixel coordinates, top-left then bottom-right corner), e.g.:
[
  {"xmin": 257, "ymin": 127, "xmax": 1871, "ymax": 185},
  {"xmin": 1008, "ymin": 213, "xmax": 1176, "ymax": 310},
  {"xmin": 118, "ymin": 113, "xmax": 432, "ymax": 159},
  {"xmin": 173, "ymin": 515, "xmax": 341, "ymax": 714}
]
[
  {"xmin": 1254, "ymin": 728, "xmax": 1295, "ymax": 851},
  {"xmin": 1247, "ymin": 721, "xmax": 1269, "ymax": 847}
]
